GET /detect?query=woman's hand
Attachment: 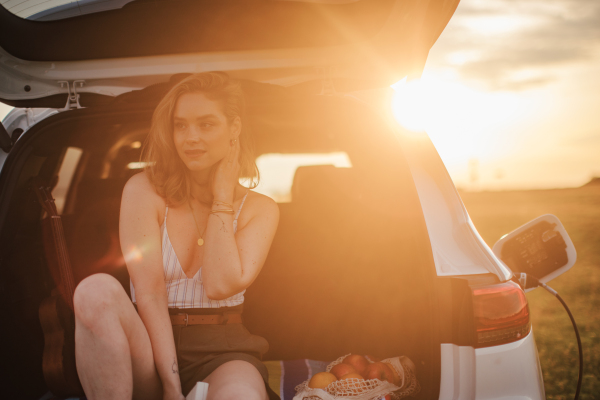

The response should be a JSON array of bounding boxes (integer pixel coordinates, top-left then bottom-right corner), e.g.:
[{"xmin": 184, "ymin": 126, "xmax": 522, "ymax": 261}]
[{"xmin": 212, "ymin": 139, "xmax": 241, "ymax": 203}]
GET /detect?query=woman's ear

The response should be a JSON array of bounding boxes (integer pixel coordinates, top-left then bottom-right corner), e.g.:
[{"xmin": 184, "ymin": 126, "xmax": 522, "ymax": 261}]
[{"xmin": 230, "ymin": 116, "xmax": 242, "ymax": 140}]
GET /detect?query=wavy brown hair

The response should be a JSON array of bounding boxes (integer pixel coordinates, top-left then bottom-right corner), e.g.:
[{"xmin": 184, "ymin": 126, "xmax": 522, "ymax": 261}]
[{"xmin": 141, "ymin": 72, "xmax": 259, "ymax": 206}]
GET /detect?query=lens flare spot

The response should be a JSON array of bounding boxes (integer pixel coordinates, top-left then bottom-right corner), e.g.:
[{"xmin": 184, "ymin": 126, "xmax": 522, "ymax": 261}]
[{"xmin": 125, "ymin": 247, "xmax": 143, "ymax": 263}]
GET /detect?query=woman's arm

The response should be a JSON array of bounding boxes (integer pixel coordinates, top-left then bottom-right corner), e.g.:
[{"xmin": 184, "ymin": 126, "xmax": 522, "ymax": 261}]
[
  {"xmin": 200, "ymin": 140, "xmax": 279, "ymax": 300},
  {"xmin": 119, "ymin": 173, "xmax": 184, "ymax": 400},
  {"xmin": 201, "ymin": 194, "xmax": 279, "ymax": 300}
]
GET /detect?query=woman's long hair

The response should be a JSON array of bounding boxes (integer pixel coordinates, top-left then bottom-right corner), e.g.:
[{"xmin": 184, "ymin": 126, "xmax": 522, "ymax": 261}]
[{"xmin": 141, "ymin": 72, "xmax": 259, "ymax": 206}]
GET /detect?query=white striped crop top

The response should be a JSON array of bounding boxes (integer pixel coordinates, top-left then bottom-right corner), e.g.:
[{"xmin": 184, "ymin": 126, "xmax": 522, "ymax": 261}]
[{"xmin": 130, "ymin": 191, "xmax": 249, "ymax": 308}]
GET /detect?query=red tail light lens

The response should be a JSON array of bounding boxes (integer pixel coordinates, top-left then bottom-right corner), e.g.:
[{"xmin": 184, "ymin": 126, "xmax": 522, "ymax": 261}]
[{"xmin": 472, "ymin": 281, "xmax": 531, "ymax": 347}]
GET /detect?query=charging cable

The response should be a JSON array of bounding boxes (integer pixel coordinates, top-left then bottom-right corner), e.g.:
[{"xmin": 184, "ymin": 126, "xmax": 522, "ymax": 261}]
[{"xmin": 513, "ymin": 273, "xmax": 583, "ymax": 400}]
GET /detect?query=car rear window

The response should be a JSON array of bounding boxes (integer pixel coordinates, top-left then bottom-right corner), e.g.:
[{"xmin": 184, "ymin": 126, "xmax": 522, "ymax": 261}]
[{"xmin": 255, "ymin": 152, "xmax": 351, "ymax": 203}]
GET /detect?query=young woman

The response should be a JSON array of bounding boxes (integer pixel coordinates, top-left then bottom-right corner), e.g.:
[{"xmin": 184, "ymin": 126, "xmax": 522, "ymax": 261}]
[{"xmin": 73, "ymin": 72, "xmax": 280, "ymax": 400}]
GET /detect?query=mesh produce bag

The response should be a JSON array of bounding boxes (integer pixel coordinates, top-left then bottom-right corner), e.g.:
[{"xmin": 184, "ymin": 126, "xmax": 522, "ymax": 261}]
[{"xmin": 292, "ymin": 354, "xmax": 420, "ymax": 400}]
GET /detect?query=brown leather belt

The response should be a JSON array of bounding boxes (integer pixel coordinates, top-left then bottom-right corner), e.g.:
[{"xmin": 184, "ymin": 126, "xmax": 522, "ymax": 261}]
[{"xmin": 170, "ymin": 313, "xmax": 243, "ymax": 326}]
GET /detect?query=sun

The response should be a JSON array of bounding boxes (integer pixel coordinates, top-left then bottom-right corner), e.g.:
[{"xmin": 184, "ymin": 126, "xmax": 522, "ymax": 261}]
[{"xmin": 391, "ymin": 77, "xmax": 428, "ymax": 132}]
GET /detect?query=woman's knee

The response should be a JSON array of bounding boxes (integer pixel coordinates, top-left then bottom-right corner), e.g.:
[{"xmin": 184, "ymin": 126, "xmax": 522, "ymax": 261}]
[
  {"xmin": 206, "ymin": 361, "xmax": 269, "ymax": 400},
  {"xmin": 74, "ymin": 273, "xmax": 126, "ymax": 325}
]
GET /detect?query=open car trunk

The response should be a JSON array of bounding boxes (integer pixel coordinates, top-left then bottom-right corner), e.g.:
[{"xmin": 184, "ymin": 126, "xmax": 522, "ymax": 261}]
[
  {"xmin": 0, "ymin": 0, "xmax": 459, "ymax": 107},
  {"xmin": 0, "ymin": 80, "xmax": 440, "ymax": 399}
]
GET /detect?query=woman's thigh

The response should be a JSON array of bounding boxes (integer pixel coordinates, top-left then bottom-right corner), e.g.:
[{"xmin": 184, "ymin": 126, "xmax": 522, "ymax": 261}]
[
  {"xmin": 74, "ymin": 273, "xmax": 162, "ymax": 400},
  {"xmin": 203, "ymin": 360, "xmax": 268, "ymax": 400}
]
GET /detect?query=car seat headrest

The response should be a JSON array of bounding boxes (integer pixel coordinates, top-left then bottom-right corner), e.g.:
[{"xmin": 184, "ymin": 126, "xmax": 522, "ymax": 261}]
[{"xmin": 291, "ymin": 165, "xmax": 358, "ymax": 205}]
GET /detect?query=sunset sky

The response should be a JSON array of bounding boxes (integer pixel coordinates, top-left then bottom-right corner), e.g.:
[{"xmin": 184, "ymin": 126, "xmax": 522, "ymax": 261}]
[
  {"xmin": 1, "ymin": 0, "xmax": 599, "ymax": 191},
  {"xmin": 404, "ymin": 0, "xmax": 600, "ymax": 190}
]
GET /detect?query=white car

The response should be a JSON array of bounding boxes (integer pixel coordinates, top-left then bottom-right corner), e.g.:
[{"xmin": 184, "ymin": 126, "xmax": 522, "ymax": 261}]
[{"xmin": 0, "ymin": 1, "xmax": 577, "ymax": 399}]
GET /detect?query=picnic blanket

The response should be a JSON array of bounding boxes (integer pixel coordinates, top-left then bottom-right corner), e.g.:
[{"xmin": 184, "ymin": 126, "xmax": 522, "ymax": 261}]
[{"xmin": 263, "ymin": 359, "xmax": 331, "ymax": 400}]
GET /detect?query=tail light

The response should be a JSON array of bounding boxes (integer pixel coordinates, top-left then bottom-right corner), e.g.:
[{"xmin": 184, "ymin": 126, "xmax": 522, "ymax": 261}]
[{"xmin": 472, "ymin": 281, "xmax": 531, "ymax": 347}]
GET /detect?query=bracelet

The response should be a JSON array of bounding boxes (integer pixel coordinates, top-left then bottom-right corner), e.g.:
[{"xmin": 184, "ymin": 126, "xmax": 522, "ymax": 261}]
[{"xmin": 210, "ymin": 209, "xmax": 235, "ymax": 215}]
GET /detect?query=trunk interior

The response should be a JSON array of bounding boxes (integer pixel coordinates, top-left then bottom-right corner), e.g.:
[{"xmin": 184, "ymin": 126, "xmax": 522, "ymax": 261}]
[{"xmin": 0, "ymin": 81, "xmax": 440, "ymax": 399}]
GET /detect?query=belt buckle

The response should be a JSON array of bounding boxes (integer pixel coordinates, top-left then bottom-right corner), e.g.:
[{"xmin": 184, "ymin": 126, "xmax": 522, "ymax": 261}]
[{"xmin": 177, "ymin": 313, "xmax": 189, "ymax": 327}]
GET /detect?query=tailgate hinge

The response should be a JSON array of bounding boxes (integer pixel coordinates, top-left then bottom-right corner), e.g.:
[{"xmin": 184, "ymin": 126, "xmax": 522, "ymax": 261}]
[{"xmin": 58, "ymin": 80, "xmax": 85, "ymax": 110}]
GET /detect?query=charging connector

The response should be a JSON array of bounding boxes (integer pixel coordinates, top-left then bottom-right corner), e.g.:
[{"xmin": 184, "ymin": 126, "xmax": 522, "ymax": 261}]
[{"xmin": 512, "ymin": 273, "xmax": 583, "ymax": 400}]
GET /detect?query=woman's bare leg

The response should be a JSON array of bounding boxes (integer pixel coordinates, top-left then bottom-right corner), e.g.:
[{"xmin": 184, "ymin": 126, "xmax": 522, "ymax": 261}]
[
  {"xmin": 203, "ymin": 360, "xmax": 269, "ymax": 400},
  {"xmin": 74, "ymin": 273, "xmax": 163, "ymax": 400}
]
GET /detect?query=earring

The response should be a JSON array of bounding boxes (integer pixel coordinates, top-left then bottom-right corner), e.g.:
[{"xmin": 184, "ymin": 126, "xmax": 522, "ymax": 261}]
[{"xmin": 230, "ymin": 138, "xmax": 238, "ymax": 146}]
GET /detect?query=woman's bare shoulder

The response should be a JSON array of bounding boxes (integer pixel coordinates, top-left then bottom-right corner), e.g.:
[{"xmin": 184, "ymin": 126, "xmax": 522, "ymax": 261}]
[
  {"xmin": 122, "ymin": 171, "xmax": 165, "ymax": 211},
  {"xmin": 245, "ymin": 189, "xmax": 279, "ymax": 219}
]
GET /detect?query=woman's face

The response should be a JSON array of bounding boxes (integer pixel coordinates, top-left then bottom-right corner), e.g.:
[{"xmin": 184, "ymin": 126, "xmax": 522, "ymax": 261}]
[{"xmin": 172, "ymin": 92, "xmax": 239, "ymax": 173}]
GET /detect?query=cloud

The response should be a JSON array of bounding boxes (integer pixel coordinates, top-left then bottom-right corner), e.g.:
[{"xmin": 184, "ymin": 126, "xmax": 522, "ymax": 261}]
[{"xmin": 430, "ymin": 0, "xmax": 600, "ymax": 90}]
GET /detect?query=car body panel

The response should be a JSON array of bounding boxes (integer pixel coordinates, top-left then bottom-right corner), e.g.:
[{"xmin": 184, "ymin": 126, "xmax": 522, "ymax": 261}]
[
  {"xmin": 2, "ymin": 107, "xmax": 59, "ymax": 137},
  {"xmin": 439, "ymin": 331, "xmax": 544, "ymax": 400},
  {"xmin": 474, "ymin": 331, "xmax": 545, "ymax": 400},
  {"xmin": 0, "ymin": 107, "xmax": 59, "ymax": 168},
  {"xmin": 395, "ymin": 128, "xmax": 512, "ymax": 281},
  {"xmin": 14, "ymin": 0, "xmax": 133, "ymax": 20},
  {"xmin": 439, "ymin": 344, "xmax": 476, "ymax": 400}
]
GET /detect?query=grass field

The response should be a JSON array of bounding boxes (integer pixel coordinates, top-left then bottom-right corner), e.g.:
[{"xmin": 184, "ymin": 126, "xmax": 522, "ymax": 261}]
[{"xmin": 460, "ymin": 185, "xmax": 600, "ymax": 400}]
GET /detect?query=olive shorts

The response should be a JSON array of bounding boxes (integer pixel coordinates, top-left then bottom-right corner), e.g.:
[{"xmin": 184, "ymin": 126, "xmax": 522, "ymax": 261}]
[{"xmin": 168, "ymin": 306, "xmax": 280, "ymax": 400}]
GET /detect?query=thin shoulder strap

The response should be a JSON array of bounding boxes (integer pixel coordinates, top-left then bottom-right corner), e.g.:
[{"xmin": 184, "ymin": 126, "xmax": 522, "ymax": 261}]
[
  {"xmin": 234, "ymin": 190, "xmax": 250, "ymax": 222},
  {"xmin": 163, "ymin": 206, "xmax": 169, "ymax": 225}
]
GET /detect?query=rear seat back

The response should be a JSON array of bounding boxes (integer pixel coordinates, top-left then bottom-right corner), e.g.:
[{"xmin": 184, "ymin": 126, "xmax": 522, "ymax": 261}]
[
  {"xmin": 244, "ymin": 164, "xmax": 432, "ymax": 362},
  {"xmin": 291, "ymin": 165, "xmax": 357, "ymax": 205}
]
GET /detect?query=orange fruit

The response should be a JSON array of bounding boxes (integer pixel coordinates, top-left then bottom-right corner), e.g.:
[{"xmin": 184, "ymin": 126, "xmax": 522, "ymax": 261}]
[
  {"xmin": 340, "ymin": 372, "xmax": 365, "ymax": 381},
  {"xmin": 308, "ymin": 372, "xmax": 337, "ymax": 389}
]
